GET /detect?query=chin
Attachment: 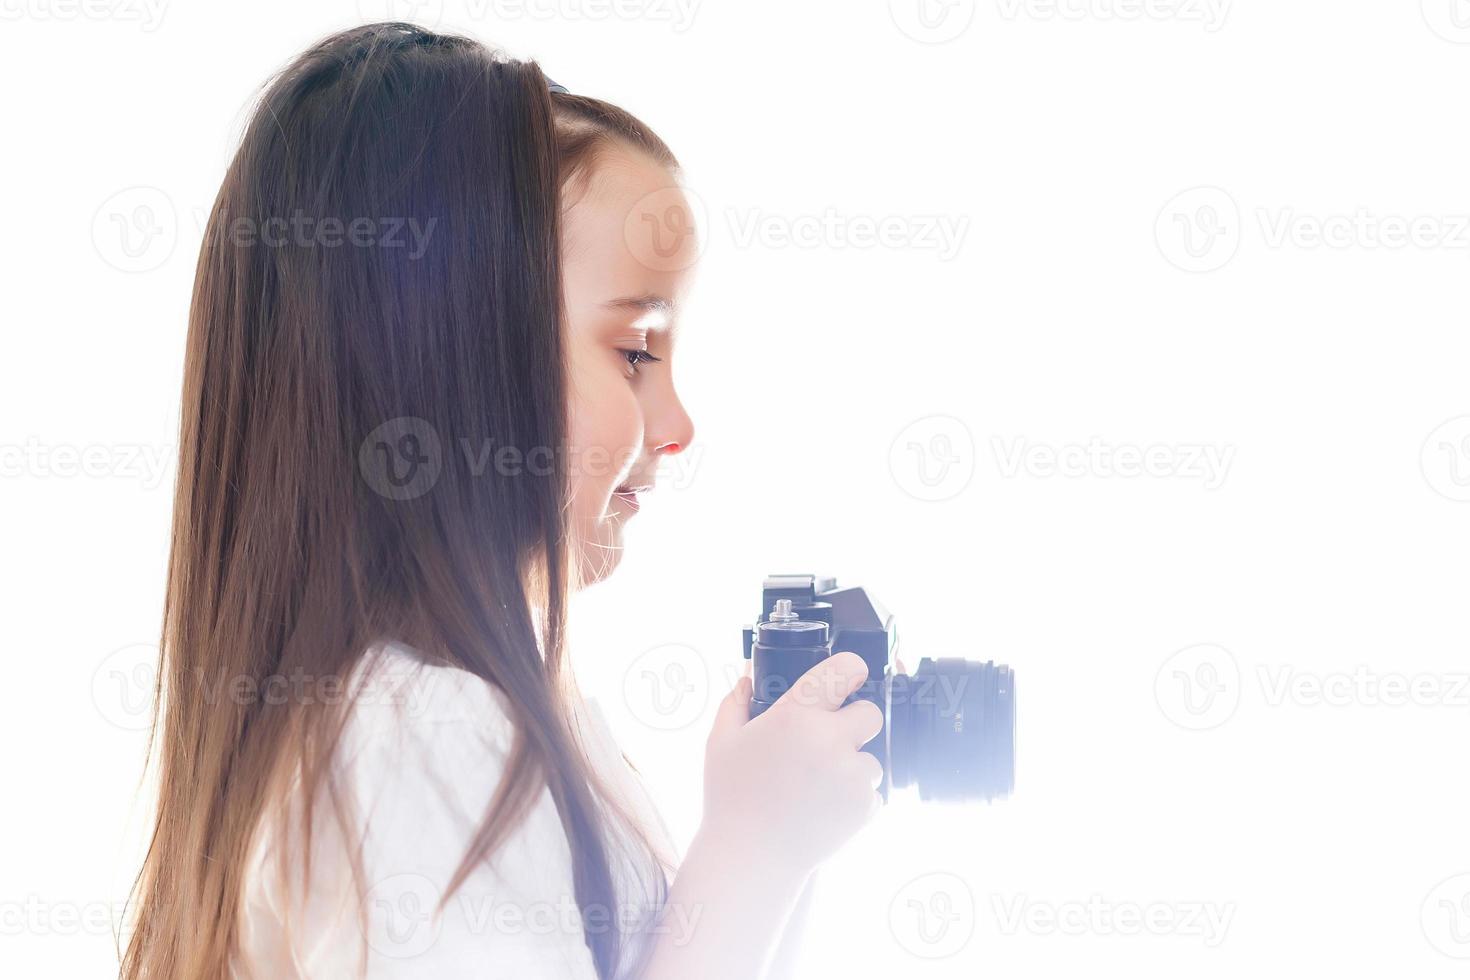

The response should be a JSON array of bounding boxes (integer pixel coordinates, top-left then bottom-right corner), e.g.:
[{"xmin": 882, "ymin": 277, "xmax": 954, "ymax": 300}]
[{"xmin": 572, "ymin": 517, "xmax": 625, "ymax": 589}]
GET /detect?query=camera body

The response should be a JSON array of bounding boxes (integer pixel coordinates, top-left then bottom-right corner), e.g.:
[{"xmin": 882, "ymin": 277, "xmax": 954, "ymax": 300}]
[{"xmin": 742, "ymin": 574, "xmax": 1015, "ymax": 804}]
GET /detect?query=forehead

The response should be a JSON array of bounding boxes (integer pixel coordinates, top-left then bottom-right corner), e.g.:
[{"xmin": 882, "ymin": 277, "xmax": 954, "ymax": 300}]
[{"xmin": 560, "ymin": 146, "xmax": 699, "ymax": 302}]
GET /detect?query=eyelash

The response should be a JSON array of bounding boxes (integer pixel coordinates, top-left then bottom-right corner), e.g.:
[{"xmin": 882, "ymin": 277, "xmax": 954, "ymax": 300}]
[{"xmin": 619, "ymin": 348, "xmax": 663, "ymax": 375}]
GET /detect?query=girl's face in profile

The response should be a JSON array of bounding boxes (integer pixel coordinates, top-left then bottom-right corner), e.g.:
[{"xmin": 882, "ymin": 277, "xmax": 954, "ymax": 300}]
[{"xmin": 561, "ymin": 146, "xmax": 698, "ymax": 586}]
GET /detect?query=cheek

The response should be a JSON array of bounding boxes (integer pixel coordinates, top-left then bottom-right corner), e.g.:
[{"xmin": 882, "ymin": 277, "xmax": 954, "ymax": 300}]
[{"xmin": 567, "ymin": 368, "xmax": 644, "ymax": 505}]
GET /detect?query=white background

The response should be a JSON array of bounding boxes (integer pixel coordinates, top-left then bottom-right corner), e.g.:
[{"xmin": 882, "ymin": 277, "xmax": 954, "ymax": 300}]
[{"xmin": 3, "ymin": 0, "xmax": 1469, "ymax": 977}]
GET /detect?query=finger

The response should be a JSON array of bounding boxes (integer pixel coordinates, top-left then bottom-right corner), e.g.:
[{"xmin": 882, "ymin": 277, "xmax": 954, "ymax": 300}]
[
  {"xmin": 708, "ymin": 673, "xmax": 752, "ymax": 740},
  {"xmin": 834, "ymin": 698, "xmax": 884, "ymax": 748},
  {"xmin": 779, "ymin": 651, "xmax": 869, "ymax": 713},
  {"xmin": 853, "ymin": 749, "xmax": 885, "ymax": 790}
]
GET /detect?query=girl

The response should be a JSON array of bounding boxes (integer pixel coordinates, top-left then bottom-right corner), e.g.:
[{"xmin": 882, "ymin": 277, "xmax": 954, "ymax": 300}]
[{"xmin": 120, "ymin": 21, "xmax": 884, "ymax": 980}]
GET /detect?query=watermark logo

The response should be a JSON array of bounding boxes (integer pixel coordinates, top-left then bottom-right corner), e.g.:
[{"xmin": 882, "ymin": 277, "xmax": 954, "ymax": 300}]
[
  {"xmin": 889, "ymin": 415, "xmax": 975, "ymax": 502},
  {"xmin": 92, "ymin": 186, "xmax": 177, "ymax": 273},
  {"xmin": 1421, "ymin": 416, "xmax": 1470, "ymax": 502},
  {"xmin": 889, "ymin": 0, "xmax": 977, "ymax": 43},
  {"xmin": 888, "ymin": 871, "xmax": 976, "ymax": 958},
  {"xmin": 362, "ymin": 873, "xmax": 443, "ymax": 959},
  {"xmin": 359, "ymin": 417, "xmax": 443, "ymax": 501},
  {"xmin": 356, "ymin": 0, "xmax": 444, "ymax": 28},
  {"xmin": 624, "ymin": 185, "xmax": 707, "ymax": 274},
  {"xmin": 1156, "ymin": 186, "xmax": 1240, "ymax": 273},
  {"xmin": 91, "ymin": 643, "xmax": 157, "ymax": 732},
  {"xmin": 1422, "ymin": 874, "xmax": 1470, "ymax": 958},
  {"xmin": 1155, "ymin": 643, "xmax": 1240, "ymax": 730},
  {"xmin": 622, "ymin": 643, "xmax": 709, "ymax": 730},
  {"xmin": 1421, "ymin": 0, "xmax": 1470, "ymax": 43}
]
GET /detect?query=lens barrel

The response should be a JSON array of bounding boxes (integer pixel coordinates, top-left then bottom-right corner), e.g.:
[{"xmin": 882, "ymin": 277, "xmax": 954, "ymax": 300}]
[{"xmin": 889, "ymin": 657, "xmax": 1015, "ymax": 802}]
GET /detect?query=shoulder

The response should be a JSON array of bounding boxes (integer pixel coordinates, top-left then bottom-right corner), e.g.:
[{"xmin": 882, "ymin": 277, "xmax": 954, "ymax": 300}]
[
  {"xmin": 328, "ymin": 642, "xmax": 528, "ymax": 822},
  {"xmin": 342, "ymin": 640, "xmax": 517, "ymax": 749},
  {"xmin": 236, "ymin": 642, "xmax": 597, "ymax": 978},
  {"xmin": 335, "ymin": 641, "xmax": 586, "ymax": 879}
]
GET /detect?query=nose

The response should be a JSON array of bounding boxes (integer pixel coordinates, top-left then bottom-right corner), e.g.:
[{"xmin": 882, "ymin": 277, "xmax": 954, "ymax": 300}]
[{"xmin": 651, "ymin": 395, "xmax": 695, "ymax": 457}]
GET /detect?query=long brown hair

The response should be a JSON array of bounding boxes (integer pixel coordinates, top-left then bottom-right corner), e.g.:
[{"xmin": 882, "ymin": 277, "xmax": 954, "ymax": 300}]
[{"xmin": 120, "ymin": 22, "xmax": 680, "ymax": 980}]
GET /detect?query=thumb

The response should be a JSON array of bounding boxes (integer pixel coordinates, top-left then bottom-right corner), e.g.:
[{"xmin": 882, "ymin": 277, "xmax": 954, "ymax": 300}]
[{"xmin": 708, "ymin": 671, "xmax": 752, "ymax": 742}]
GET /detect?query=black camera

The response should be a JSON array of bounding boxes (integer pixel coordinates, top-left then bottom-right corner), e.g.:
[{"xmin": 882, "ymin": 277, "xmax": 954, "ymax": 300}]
[{"xmin": 742, "ymin": 574, "xmax": 1015, "ymax": 804}]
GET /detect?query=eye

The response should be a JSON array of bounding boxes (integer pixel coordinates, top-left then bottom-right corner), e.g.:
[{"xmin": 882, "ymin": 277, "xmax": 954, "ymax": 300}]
[{"xmin": 618, "ymin": 348, "xmax": 663, "ymax": 376}]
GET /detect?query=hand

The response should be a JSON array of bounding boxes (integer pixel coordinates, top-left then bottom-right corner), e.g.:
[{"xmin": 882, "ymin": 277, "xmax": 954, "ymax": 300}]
[{"xmin": 697, "ymin": 653, "xmax": 885, "ymax": 876}]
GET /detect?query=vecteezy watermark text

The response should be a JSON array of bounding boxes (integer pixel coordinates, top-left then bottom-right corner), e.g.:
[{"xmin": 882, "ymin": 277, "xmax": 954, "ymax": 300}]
[
  {"xmin": 995, "ymin": 0, "xmax": 1230, "ymax": 31},
  {"xmin": 0, "ymin": 0, "xmax": 168, "ymax": 30},
  {"xmin": 1, "ymin": 438, "xmax": 173, "ymax": 489},
  {"xmin": 204, "ymin": 210, "xmax": 438, "ymax": 260},
  {"xmin": 992, "ymin": 436, "xmax": 1235, "ymax": 489},
  {"xmin": 726, "ymin": 208, "xmax": 970, "ymax": 261},
  {"xmin": 359, "ymin": 417, "xmax": 704, "ymax": 502},
  {"xmin": 991, "ymin": 893, "xmax": 1235, "ymax": 946},
  {"xmin": 1157, "ymin": 644, "xmax": 1470, "ymax": 731}
]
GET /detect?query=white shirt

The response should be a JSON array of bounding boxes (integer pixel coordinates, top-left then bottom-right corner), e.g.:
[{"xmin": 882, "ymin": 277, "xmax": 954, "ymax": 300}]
[{"xmin": 233, "ymin": 641, "xmax": 676, "ymax": 979}]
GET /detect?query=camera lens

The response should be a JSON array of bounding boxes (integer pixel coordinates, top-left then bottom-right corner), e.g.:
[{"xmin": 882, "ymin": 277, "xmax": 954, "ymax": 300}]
[{"xmin": 888, "ymin": 657, "xmax": 1015, "ymax": 803}]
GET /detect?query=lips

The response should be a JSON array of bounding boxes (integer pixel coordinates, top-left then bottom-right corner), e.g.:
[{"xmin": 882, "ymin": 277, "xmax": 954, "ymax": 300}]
[{"xmin": 612, "ymin": 482, "xmax": 652, "ymax": 512}]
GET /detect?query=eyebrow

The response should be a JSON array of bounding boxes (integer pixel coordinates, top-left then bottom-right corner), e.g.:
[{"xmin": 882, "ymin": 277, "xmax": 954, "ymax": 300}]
[
  {"xmin": 602, "ymin": 293, "xmax": 678, "ymax": 316},
  {"xmin": 602, "ymin": 293, "xmax": 680, "ymax": 342}
]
